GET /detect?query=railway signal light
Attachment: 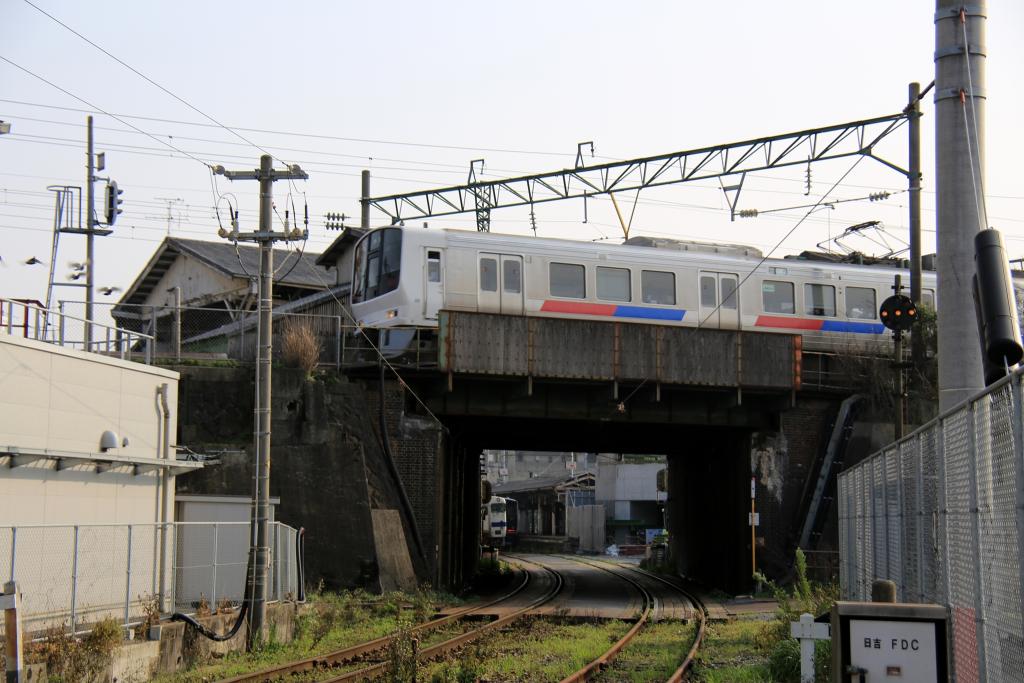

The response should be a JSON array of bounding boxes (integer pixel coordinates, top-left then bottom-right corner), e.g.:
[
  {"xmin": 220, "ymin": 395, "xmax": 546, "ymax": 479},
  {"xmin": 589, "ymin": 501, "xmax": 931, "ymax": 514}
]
[
  {"xmin": 104, "ymin": 180, "xmax": 124, "ymax": 226},
  {"xmin": 880, "ymin": 294, "xmax": 917, "ymax": 331}
]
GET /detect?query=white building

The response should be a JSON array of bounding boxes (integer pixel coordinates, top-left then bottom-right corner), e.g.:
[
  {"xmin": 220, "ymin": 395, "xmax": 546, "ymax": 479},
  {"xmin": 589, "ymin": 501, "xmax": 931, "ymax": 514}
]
[
  {"xmin": 0, "ymin": 311, "xmax": 200, "ymax": 630},
  {"xmin": 595, "ymin": 459, "xmax": 667, "ymax": 546}
]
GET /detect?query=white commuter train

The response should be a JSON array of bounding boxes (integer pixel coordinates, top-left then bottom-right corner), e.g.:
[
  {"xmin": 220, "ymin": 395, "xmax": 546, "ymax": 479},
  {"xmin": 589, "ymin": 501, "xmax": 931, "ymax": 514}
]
[{"xmin": 349, "ymin": 225, "xmax": 938, "ymax": 353}]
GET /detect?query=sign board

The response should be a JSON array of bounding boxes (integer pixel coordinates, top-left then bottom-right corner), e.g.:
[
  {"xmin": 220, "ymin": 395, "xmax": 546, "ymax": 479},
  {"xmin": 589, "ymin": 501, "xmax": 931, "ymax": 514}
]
[
  {"xmin": 748, "ymin": 512, "xmax": 760, "ymax": 526},
  {"xmin": 832, "ymin": 602, "xmax": 948, "ymax": 682}
]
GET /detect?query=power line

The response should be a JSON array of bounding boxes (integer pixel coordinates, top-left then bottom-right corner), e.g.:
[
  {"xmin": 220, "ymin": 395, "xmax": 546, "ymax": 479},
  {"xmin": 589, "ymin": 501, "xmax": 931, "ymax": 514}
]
[
  {"xmin": 0, "ymin": 97, "xmax": 590, "ymax": 158},
  {"xmin": 0, "ymin": 54, "xmax": 214, "ymax": 170},
  {"xmin": 21, "ymin": 0, "xmax": 296, "ymax": 171}
]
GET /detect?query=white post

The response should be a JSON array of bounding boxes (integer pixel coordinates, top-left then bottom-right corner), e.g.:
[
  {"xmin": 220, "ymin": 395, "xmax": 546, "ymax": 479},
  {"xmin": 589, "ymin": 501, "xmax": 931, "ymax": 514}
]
[
  {"xmin": 790, "ymin": 612, "xmax": 830, "ymax": 683},
  {"xmin": 3, "ymin": 581, "xmax": 24, "ymax": 683}
]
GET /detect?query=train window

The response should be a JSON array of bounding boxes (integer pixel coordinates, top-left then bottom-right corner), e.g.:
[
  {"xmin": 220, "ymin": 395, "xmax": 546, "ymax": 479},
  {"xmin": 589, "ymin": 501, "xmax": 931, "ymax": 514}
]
[
  {"xmin": 846, "ymin": 287, "xmax": 876, "ymax": 320},
  {"xmin": 597, "ymin": 266, "xmax": 631, "ymax": 302},
  {"xmin": 352, "ymin": 228, "xmax": 402, "ymax": 303},
  {"xmin": 427, "ymin": 251, "xmax": 441, "ymax": 283},
  {"xmin": 721, "ymin": 276, "xmax": 738, "ymax": 310},
  {"xmin": 762, "ymin": 280, "xmax": 795, "ymax": 314},
  {"xmin": 480, "ymin": 258, "xmax": 498, "ymax": 292},
  {"xmin": 805, "ymin": 284, "xmax": 836, "ymax": 317},
  {"xmin": 700, "ymin": 276, "xmax": 716, "ymax": 307},
  {"xmin": 551, "ymin": 262, "xmax": 586, "ymax": 298},
  {"xmin": 642, "ymin": 270, "xmax": 676, "ymax": 305},
  {"xmin": 503, "ymin": 259, "xmax": 522, "ymax": 293}
]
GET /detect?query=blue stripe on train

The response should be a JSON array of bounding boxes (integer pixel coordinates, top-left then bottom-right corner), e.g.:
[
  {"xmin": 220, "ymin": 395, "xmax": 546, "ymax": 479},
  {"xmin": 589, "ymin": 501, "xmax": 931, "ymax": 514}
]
[
  {"xmin": 820, "ymin": 320, "xmax": 886, "ymax": 334},
  {"xmin": 612, "ymin": 306, "xmax": 686, "ymax": 321}
]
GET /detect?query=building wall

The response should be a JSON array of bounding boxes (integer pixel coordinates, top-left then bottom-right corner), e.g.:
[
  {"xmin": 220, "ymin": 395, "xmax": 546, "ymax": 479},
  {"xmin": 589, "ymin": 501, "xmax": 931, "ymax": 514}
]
[
  {"xmin": 0, "ymin": 334, "xmax": 180, "ymax": 526},
  {"xmin": 142, "ymin": 254, "xmax": 243, "ymax": 308}
]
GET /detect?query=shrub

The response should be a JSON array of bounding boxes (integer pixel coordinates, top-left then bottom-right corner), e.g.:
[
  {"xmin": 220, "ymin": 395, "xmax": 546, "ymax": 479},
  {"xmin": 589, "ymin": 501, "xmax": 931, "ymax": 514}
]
[{"xmin": 281, "ymin": 317, "xmax": 322, "ymax": 374}]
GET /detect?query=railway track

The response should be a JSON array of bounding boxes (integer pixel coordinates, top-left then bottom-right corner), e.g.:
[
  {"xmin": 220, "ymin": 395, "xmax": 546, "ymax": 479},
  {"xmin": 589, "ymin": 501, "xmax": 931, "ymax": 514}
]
[
  {"xmin": 549, "ymin": 555, "xmax": 707, "ymax": 683},
  {"xmin": 217, "ymin": 555, "xmax": 706, "ymax": 683},
  {"xmin": 217, "ymin": 556, "xmax": 561, "ymax": 683}
]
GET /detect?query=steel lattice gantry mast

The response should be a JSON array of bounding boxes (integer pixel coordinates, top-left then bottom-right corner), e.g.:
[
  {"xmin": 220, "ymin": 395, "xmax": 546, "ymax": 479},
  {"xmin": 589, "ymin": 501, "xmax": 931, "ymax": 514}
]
[{"xmin": 365, "ymin": 112, "xmax": 911, "ymax": 230}]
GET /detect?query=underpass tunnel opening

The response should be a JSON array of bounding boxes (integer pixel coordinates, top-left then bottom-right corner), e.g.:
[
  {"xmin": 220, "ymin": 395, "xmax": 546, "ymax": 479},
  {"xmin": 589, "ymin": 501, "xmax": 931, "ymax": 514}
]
[{"xmin": 438, "ymin": 415, "xmax": 758, "ymax": 594}]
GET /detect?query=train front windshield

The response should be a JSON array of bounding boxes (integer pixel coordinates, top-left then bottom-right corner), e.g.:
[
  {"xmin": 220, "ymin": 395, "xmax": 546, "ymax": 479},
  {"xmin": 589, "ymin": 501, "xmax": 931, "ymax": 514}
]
[{"xmin": 352, "ymin": 228, "xmax": 403, "ymax": 303}]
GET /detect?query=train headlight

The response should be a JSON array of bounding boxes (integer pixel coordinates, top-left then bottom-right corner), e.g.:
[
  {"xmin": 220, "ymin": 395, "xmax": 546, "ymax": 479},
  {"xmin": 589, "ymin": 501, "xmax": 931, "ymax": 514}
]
[{"xmin": 386, "ymin": 309, "xmax": 398, "ymax": 320}]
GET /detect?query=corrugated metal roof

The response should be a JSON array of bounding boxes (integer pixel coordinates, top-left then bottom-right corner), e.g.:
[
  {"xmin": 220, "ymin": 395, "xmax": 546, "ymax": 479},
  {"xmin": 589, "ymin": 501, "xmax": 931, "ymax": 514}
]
[{"xmin": 493, "ymin": 471, "xmax": 595, "ymax": 494}]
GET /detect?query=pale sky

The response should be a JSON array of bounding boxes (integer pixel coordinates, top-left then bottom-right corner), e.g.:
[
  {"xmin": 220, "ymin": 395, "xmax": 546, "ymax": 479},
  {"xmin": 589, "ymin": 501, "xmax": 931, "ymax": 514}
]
[{"xmin": 1, "ymin": 1, "xmax": 1022, "ymax": 307}]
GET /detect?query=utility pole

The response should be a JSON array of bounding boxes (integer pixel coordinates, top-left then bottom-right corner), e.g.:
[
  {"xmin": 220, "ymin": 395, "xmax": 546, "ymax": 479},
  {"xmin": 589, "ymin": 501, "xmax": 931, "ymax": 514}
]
[
  {"xmin": 216, "ymin": 155, "xmax": 308, "ymax": 648},
  {"xmin": 935, "ymin": 0, "xmax": 986, "ymax": 410},
  {"xmin": 360, "ymin": 170, "xmax": 371, "ymax": 229},
  {"xmin": 908, "ymin": 82, "xmax": 925, "ymax": 374},
  {"xmin": 85, "ymin": 116, "xmax": 95, "ymax": 349}
]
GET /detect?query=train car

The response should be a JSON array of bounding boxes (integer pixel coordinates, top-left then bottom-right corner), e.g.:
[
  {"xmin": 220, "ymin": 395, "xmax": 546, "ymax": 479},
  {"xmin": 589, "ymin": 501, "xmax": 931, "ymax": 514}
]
[
  {"xmin": 503, "ymin": 497, "xmax": 519, "ymax": 547},
  {"xmin": 481, "ymin": 495, "xmax": 507, "ymax": 548},
  {"xmin": 349, "ymin": 225, "xmax": 939, "ymax": 355}
]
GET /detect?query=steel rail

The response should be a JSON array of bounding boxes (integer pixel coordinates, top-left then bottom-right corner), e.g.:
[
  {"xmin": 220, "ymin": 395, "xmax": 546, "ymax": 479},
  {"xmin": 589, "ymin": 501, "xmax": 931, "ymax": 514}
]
[
  {"xmin": 216, "ymin": 564, "xmax": 534, "ymax": 683},
  {"xmin": 318, "ymin": 556, "xmax": 565, "ymax": 682},
  {"xmin": 556, "ymin": 556, "xmax": 655, "ymax": 683},
  {"xmin": 564, "ymin": 556, "xmax": 708, "ymax": 683}
]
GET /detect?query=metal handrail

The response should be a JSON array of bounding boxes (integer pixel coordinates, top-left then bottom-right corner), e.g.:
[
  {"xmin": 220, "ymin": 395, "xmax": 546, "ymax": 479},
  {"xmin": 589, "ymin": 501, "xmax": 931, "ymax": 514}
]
[{"xmin": 1, "ymin": 298, "xmax": 155, "ymax": 364}]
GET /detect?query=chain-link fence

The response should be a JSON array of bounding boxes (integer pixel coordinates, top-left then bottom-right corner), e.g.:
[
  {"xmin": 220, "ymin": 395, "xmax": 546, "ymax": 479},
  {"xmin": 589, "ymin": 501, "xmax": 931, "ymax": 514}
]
[
  {"xmin": 0, "ymin": 521, "xmax": 300, "ymax": 636},
  {"xmin": 838, "ymin": 369, "xmax": 1024, "ymax": 681}
]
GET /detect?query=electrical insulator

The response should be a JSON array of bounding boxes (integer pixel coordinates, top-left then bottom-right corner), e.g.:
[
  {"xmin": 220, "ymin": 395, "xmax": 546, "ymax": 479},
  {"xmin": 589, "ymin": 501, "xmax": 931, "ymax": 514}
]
[
  {"xmin": 739, "ymin": 209, "xmax": 759, "ymax": 218},
  {"xmin": 869, "ymin": 191, "xmax": 891, "ymax": 202}
]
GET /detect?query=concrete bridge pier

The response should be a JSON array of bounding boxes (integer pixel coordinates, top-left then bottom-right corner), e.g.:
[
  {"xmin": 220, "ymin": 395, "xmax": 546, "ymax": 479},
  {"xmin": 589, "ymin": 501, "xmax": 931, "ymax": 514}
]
[{"xmin": 667, "ymin": 431, "xmax": 754, "ymax": 593}]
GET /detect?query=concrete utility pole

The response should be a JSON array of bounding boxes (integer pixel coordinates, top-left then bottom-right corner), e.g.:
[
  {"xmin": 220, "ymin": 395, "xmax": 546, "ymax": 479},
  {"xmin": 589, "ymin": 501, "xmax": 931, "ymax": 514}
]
[
  {"xmin": 85, "ymin": 115, "xmax": 95, "ymax": 349},
  {"xmin": 360, "ymin": 170, "xmax": 371, "ymax": 229},
  {"xmin": 217, "ymin": 155, "xmax": 308, "ymax": 647},
  {"xmin": 935, "ymin": 0, "xmax": 987, "ymax": 410},
  {"xmin": 908, "ymin": 82, "xmax": 925, "ymax": 372}
]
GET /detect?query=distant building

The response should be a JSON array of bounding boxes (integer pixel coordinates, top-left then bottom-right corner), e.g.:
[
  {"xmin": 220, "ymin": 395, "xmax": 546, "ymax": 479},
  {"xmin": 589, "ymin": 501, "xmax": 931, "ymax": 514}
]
[
  {"xmin": 316, "ymin": 227, "xmax": 366, "ymax": 287},
  {"xmin": 595, "ymin": 458, "xmax": 667, "ymax": 545},
  {"xmin": 483, "ymin": 450, "xmax": 595, "ymax": 485},
  {"xmin": 109, "ymin": 237, "xmax": 350, "ymax": 360}
]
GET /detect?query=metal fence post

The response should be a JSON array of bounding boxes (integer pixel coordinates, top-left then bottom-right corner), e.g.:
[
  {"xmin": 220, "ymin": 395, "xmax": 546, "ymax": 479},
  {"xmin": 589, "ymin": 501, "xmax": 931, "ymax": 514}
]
[
  {"xmin": 275, "ymin": 524, "xmax": 282, "ymax": 601},
  {"xmin": 334, "ymin": 316, "xmax": 342, "ymax": 369},
  {"xmin": 8, "ymin": 527, "xmax": 16, "ymax": 582},
  {"xmin": 211, "ymin": 523, "xmax": 218, "ymax": 609},
  {"xmin": 124, "ymin": 525, "xmax": 133, "ymax": 629},
  {"xmin": 915, "ymin": 437, "xmax": 926, "ymax": 602},
  {"xmin": 58, "ymin": 301, "xmax": 65, "ymax": 346},
  {"xmin": 170, "ymin": 524, "xmax": 177, "ymax": 614},
  {"xmin": 70, "ymin": 526, "xmax": 79, "ymax": 634},
  {"xmin": 936, "ymin": 417, "xmax": 950, "ymax": 607},
  {"xmin": 966, "ymin": 400, "xmax": 988, "ymax": 680}
]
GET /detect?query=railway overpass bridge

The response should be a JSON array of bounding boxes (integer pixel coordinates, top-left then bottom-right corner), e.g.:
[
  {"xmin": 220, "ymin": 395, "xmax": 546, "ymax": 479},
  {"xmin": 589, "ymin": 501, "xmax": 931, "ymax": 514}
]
[{"xmin": 359, "ymin": 311, "xmax": 803, "ymax": 591}]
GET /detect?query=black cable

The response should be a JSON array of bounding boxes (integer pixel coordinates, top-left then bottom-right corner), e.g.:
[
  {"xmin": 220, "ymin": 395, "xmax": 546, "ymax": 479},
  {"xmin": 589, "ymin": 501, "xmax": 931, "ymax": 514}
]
[{"xmin": 171, "ymin": 600, "xmax": 249, "ymax": 642}]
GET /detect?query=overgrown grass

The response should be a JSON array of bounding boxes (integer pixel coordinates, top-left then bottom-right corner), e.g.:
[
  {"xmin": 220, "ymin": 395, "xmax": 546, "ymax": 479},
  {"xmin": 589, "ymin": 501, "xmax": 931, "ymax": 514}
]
[
  {"xmin": 420, "ymin": 616, "xmax": 631, "ymax": 682},
  {"xmin": 592, "ymin": 620, "xmax": 696, "ymax": 682},
  {"xmin": 691, "ymin": 618, "xmax": 773, "ymax": 683},
  {"xmin": 151, "ymin": 587, "xmax": 458, "ymax": 683}
]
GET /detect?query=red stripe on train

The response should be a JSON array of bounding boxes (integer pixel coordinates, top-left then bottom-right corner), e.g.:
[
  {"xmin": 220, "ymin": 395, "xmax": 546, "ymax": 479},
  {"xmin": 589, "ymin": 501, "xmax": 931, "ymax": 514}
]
[
  {"xmin": 754, "ymin": 315, "xmax": 824, "ymax": 330},
  {"xmin": 540, "ymin": 300, "xmax": 618, "ymax": 316}
]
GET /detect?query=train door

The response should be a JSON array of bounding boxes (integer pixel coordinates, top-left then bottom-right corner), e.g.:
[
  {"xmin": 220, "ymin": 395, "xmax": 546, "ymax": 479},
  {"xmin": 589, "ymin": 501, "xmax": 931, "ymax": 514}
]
[
  {"xmin": 698, "ymin": 271, "xmax": 740, "ymax": 329},
  {"xmin": 424, "ymin": 248, "xmax": 444, "ymax": 319},
  {"xmin": 500, "ymin": 255, "xmax": 524, "ymax": 315},
  {"xmin": 478, "ymin": 253, "xmax": 523, "ymax": 315}
]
